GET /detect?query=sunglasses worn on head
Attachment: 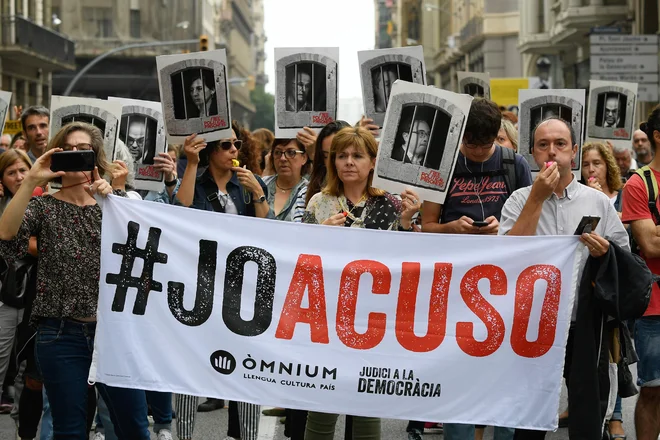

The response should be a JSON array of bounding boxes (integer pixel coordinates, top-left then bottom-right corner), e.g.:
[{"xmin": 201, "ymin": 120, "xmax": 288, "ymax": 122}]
[{"xmin": 217, "ymin": 140, "xmax": 242, "ymax": 150}]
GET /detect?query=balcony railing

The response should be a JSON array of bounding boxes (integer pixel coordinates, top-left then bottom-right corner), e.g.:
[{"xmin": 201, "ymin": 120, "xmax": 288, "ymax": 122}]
[
  {"xmin": 459, "ymin": 16, "xmax": 484, "ymax": 44},
  {"xmin": 0, "ymin": 15, "xmax": 75, "ymax": 67}
]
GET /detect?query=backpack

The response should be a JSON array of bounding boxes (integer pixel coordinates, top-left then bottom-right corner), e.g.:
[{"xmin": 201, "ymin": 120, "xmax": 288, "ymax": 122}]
[{"xmin": 629, "ymin": 166, "xmax": 660, "ymax": 254}]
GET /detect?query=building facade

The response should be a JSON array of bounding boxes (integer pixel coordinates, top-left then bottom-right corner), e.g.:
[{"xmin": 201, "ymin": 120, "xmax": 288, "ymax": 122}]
[
  {"xmin": 0, "ymin": 0, "xmax": 75, "ymax": 108},
  {"xmin": 394, "ymin": 0, "xmax": 522, "ymax": 91},
  {"xmin": 52, "ymin": 0, "xmax": 264, "ymax": 128},
  {"xmin": 374, "ymin": 0, "xmax": 396, "ymax": 49}
]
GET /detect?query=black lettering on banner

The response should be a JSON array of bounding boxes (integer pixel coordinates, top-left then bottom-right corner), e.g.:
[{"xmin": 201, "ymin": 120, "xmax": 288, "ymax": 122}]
[
  {"xmin": 106, "ymin": 221, "xmax": 168, "ymax": 315},
  {"xmin": 223, "ymin": 246, "xmax": 276, "ymax": 336},
  {"xmin": 168, "ymin": 240, "xmax": 218, "ymax": 326}
]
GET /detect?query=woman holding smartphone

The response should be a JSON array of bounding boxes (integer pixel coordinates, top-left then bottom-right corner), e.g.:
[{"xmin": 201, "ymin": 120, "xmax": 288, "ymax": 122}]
[{"xmin": 0, "ymin": 122, "xmax": 150, "ymax": 439}]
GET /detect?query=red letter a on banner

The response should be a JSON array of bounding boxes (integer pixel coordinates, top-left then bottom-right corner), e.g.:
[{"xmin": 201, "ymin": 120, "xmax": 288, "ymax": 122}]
[
  {"xmin": 457, "ymin": 265, "xmax": 507, "ymax": 357},
  {"xmin": 337, "ymin": 260, "xmax": 391, "ymax": 350},
  {"xmin": 275, "ymin": 254, "xmax": 329, "ymax": 343},
  {"xmin": 395, "ymin": 263, "xmax": 452, "ymax": 352},
  {"xmin": 510, "ymin": 265, "xmax": 561, "ymax": 358}
]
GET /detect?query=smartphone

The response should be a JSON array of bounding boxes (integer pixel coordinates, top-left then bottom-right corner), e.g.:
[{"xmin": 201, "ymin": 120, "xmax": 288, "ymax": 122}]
[
  {"xmin": 50, "ymin": 151, "xmax": 96, "ymax": 173},
  {"xmin": 473, "ymin": 220, "xmax": 489, "ymax": 228},
  {"xmin": 574, "ymin": 216, "xmax": 601, "ymax": 235}
]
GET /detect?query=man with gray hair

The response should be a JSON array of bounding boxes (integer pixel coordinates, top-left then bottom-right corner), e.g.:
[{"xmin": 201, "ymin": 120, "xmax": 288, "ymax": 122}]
[
  {"xmin": 612, "ymin": 144, "xmax": 638, "ymax": 181},
  {"xmin": 20, "ymin": 106, "xmax": 50, "ymax": 163}
]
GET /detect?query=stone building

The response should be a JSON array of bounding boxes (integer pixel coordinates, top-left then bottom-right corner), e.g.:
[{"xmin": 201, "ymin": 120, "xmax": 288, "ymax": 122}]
[
  {"xmin": 0, "ymin": 0, "xmax": 75, "ymax": 108},
  {"xmin": 52, "ymin": 0, "xmax": 265, "ymax": 127},
  {"xmin": 391, "ymin": 0, "xmax": 522, "ymax": 91}
]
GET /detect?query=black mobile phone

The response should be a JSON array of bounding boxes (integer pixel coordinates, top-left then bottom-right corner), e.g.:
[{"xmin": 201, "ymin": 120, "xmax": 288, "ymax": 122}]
[
  {"xmin": 473, "ymin": 220, "xmax": 489, "ymax": 228},
  {"xmin": 574, "ymin": 216, "xmax": 601, "ymax": 235},
  {"xmin": 50, "ymin": 151, "xmax": 96, "ymax": 173}
]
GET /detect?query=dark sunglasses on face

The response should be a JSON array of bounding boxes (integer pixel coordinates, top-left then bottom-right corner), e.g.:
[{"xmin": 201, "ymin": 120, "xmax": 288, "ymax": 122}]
[{"xmin": 217, "ymin": 139, "xmax": 242, "ymax": 150}]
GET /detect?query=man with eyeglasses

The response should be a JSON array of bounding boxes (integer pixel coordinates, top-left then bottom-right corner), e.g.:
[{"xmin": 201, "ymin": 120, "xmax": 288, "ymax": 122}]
[
  {"xmin": 391, "ymin": 116, "xmax": 430, "ymax": 166},
  {"xmin": 413, "ymin": 98, "xmax": 532, "ymax": 440},
  {"xmin": 126, "ymin": 119, "xmax": 155, "ymax": 165},
  {"xmin": 286, "ymin": 69, "xmax": 312, "ymax": 112},
  {"xmin": 499, "ymin": 117, "xmax": 630, "ymax": 440}
]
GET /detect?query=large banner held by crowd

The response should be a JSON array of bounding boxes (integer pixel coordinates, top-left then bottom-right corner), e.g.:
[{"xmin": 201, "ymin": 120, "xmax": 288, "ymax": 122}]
[{"xmin": 93, "ymin": 196, "xmax": 582, "ymax": 430}]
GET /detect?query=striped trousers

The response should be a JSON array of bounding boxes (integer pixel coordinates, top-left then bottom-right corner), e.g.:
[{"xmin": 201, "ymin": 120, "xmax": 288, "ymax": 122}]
[{"xmin": 175, "ymin": 395, "xmax": 261, "ymax": 440}]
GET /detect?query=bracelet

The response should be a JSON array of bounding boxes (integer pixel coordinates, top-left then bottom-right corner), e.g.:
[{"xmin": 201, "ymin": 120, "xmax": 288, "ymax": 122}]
[{"xmin": 164, "ymin": 177, "xmax": 178, "ymax": 187}]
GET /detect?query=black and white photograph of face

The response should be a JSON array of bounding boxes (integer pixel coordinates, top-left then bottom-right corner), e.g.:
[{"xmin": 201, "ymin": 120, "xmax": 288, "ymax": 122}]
[
  {"xmin": 372, "ymin": 80, "xmax": 471, "ymax": 205},
  {"xmin": 391, "ymin": 105, "xmax": 447, "ymax": 169},
  {"xmin": 285, "ymin": 62, "xmax": 326, "ymax": 112},
  {"xmin": 119, "ymin": 115, "xmax": 158, "ymax": 165},
  {"xmin": 595, "ymin": 93, "xmax": 626, "ymax": 128},
  {"xmin": 463, "ymin": 84, "xmax": 485, "ymax": 97},
  {"xmin": 372, "ymin": 64, "xmax": 413, "ymax": 113},
  {"xmin": 172, "ymin": 68, "xmax": 218, "ymax": 120}
]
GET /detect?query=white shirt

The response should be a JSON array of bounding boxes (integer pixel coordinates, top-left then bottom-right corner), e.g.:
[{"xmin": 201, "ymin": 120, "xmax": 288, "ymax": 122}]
[
  {"xmin": 218, "ymin": 190, "xmax": 238, "ymax": 215},
  {"xmin": 499, "ymin": 177, "xmax": 629, "ymax": 319}
]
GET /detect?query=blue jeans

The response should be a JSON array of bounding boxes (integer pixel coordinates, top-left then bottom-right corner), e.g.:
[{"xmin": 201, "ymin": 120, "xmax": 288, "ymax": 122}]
[
  {"xmin": 35, "ymin": 318, "xmax": 150, "ymax": 440},
  {"xmin": 41, "ymin": 388, "xmax": 53, "ymax": 440},
  {"xmin": 612, "ymin": 395, "xmax": 623, "ymax": 421},
  {"xmin": 445, "ymin": 424, "xmax": 514, "ymax": 440},
  {"xmin": 635, "ymin": 317, "xmax": 660, "ymax": 387},
  {"xmin": 147, "ymin": 390, "xmax": 173, "ymax": 433}
]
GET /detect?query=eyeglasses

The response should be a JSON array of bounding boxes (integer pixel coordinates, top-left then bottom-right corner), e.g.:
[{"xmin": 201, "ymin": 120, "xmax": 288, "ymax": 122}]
[
  {"xmin": 273, "ymin": 149, "xmax": 304, "ymax": 159},
  {"xmin": 61, "ymin": 142, "xmax": 93, "ymax": 151},
  {"xmin": 218, "ymin": 140, "xmax": 242, "ymax": 150}
]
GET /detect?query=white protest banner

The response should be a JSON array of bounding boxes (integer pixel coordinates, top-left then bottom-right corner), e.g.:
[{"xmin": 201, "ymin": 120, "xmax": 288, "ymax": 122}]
[{"xmin": 94, "ymin": 196, "xmax": 581, "ymax": 430}]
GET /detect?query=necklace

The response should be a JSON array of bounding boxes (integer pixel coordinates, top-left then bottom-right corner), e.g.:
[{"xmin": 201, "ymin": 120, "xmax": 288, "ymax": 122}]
[
  {"xmin": 340, "ymin": 193, "xmax": 368, "ymax": 223},
  {"xmin": 276, "ymin": 179, "xmax": 295, "ymax": 192}
]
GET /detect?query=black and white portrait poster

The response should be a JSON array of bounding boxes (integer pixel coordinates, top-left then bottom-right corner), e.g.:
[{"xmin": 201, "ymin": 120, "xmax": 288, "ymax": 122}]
[
  {"xmin": 108, "ymin": 97, "xmax": 167, "ymax": 191},
  {"xmin": 372, "ymin": 80, "xmax": 472, "ymax": 205},
  {"xmin": 0, "ymin": 90, "xmax": 12, "ymax": 135},
  {"xmin": 49, "ymin": 96, "xmax": 122, "ymax": 163},
  {"xmin": 457, "ymin": 72, "xmax": 491, "ymax": 100},
  {"xmin": 274, "ymin": 47, "xmax": 339, "ymax": 138},
  {"xmin": 156, "ymin": 49, "xmax": 232, "ymax": 144},
  {"xmin": 518, "ymin": 89, "xmax": 585, "ymax": 178},
  {"xmin": 358, "ymin": 46, "xmax": 426, "ymax": 128},
  {"xmin": 586, "ymin": 80, "xmax": 637, "ymax": 151}
]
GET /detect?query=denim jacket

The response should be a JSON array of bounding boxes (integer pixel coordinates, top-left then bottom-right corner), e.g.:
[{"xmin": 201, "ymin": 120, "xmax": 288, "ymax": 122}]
[{"xmin": 174, "ymin": 169, "xmax": 274, "ymax": 218}]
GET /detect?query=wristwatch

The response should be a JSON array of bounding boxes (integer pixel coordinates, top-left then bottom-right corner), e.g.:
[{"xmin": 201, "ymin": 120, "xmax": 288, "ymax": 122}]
[
  {"xmin": 255, "ymin": 194, "xmax": 267, "ymax": 204},
  {"xmin": 164, "ymin": 177, "xmax": 178, "ymax": 187}
]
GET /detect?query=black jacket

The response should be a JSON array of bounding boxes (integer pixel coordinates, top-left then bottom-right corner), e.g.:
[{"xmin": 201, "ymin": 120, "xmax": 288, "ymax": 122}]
[{"xmin": 568, "ymin": 241, "xmax": 653, "ymax": 440}]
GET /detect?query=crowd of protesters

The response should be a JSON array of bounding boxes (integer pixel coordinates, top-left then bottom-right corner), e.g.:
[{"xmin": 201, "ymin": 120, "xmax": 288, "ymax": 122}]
[{"xmin": 0, "ymin": 97, "xmax": 658, "ymax": 440}]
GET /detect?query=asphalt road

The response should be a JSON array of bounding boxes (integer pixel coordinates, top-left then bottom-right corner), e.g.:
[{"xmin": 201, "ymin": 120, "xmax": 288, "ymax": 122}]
[{"xmin": 0, "ymin": 376, "xmax": 640, "ymax": 440}]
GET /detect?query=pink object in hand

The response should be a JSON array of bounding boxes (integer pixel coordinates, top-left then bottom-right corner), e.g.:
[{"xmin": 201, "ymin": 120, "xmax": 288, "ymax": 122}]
[
  {"xmin": 545, "ymin": 161, "xmax": 555, "ymax": 168},
  {"xmin": 588, "ymin": 176, "xmax": 596, "ymax": 181}
]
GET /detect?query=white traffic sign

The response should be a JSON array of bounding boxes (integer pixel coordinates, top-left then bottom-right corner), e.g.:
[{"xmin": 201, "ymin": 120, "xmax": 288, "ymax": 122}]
[
  {"xmin": 590, "ymin": 55, "xmax": 658, "ymax": 73},
  {"xmin": 592, "ymin": 73, "xmax": 659, "ymax": 83},
  {"xmin": 638, "ymin": 84, "xmax": 659, "ymax": 102},
  {"xmin": 591, "ymin": 44, "xmax": 658, "ymax": 55},
  {"xmin": 590, "ymin": 34, "xmax": 659, "ymax": 45}
]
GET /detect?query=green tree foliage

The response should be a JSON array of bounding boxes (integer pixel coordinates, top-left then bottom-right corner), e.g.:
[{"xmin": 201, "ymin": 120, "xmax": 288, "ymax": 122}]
[{"xmin": 250, "ymin": 85, "xmax": 275, "ymax": 131}]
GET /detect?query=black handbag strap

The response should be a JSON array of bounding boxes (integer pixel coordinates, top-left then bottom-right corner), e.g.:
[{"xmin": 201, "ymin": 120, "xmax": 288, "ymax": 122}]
[{"xmin": 202, "ymin": 180, "xmax": 225, "ymax": 213}]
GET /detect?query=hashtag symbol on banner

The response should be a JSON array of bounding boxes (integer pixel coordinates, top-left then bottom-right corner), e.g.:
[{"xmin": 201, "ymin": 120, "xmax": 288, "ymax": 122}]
[{"xmin": 106, "ymin": 221, "xmax": 168, "ymax": 315}]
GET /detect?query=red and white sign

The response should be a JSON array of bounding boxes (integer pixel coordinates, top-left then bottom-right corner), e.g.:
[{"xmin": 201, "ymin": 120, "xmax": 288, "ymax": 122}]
[{"xmin": 93, "ymin": 196, "xmax": 582, "ymax": 430}]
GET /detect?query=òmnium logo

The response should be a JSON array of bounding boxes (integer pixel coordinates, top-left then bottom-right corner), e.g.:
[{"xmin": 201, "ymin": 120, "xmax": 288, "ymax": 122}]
[{"xmin": 210, "ymin": 350, "xmax": 236, "ymax": 375}]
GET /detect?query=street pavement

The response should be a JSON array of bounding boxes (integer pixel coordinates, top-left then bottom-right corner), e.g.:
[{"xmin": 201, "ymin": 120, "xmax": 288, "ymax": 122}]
[{"xmin": 0, "ymin": 376, "xmax": 639, "ymax": 440}]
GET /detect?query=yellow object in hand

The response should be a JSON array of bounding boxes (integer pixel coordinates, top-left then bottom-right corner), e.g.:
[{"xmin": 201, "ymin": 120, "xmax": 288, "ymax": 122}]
[{"xmin": 232, "ymin": 159, "xmax": 240, "ymax": 167}]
